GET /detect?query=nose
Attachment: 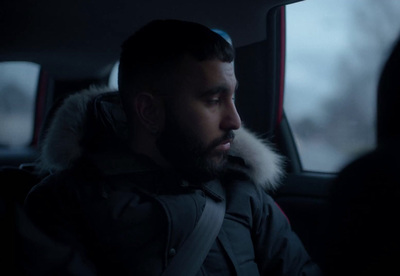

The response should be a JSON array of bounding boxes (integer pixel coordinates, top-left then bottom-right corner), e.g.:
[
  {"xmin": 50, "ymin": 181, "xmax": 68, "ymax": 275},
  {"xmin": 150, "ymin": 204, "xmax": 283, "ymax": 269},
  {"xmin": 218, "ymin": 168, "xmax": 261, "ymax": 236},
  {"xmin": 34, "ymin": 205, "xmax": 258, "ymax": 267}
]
[{"xmin": 221, "ymin": 100, "xmax": 241, "ymax": 130}]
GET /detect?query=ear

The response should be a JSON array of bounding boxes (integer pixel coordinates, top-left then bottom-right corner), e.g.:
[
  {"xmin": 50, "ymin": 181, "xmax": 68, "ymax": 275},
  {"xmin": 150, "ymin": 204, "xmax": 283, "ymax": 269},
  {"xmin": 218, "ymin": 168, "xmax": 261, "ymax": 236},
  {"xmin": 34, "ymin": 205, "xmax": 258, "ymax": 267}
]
[{"xmin": 134, "ymin": 92, "xmax": 164, "ymax": 134}]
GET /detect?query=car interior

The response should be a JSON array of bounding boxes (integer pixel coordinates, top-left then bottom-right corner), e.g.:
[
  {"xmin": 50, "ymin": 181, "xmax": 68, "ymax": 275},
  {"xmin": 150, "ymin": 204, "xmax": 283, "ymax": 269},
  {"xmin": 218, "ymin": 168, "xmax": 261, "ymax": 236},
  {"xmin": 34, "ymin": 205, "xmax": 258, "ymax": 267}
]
[{"xmin": 1, "ymin": 0, "xmax": 400, "ymax": 274}]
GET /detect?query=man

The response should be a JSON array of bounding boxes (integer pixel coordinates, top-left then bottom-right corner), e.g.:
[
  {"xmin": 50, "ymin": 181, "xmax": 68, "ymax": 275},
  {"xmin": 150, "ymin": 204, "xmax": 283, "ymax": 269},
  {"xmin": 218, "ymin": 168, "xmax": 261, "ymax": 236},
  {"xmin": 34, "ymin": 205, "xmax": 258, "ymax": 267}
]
[{"xmin": 24, "ymin": 19, "xmax": 322, "ymax": 275}]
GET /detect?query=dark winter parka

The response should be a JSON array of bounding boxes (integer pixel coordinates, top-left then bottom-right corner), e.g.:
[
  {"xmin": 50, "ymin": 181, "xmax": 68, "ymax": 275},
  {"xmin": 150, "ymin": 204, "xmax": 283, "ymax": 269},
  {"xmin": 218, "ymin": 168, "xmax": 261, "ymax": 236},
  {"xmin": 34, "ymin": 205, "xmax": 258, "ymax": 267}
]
[{"xmin": 24, "ymin": 88, "xmax": 322, "ymax": 276}]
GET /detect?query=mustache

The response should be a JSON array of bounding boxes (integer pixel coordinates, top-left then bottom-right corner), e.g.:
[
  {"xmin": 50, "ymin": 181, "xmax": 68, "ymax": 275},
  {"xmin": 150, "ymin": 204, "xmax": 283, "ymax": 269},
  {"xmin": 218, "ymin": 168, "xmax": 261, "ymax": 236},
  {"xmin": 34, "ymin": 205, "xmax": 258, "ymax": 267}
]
[{"xmin": 208, "ymin": 130, "xmax": 235, "ymax": 150}]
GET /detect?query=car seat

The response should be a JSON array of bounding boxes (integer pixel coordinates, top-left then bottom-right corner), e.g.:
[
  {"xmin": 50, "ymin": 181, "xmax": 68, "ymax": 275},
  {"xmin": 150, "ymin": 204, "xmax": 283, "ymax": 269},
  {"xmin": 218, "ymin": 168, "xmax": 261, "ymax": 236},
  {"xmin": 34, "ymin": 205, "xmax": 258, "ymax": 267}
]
[
  {"xmin": 322, "ymin": 36, "xmax": 400, "ymax": 276},
  {"xmin": 0, "ymin": 90, "xmax": 120, "ymax": 275}
]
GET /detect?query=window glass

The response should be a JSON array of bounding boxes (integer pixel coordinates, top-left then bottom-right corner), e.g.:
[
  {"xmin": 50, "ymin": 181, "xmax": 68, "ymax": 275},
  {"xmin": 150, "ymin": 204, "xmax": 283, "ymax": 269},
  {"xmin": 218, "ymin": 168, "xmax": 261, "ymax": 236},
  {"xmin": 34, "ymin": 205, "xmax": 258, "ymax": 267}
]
[
  {"xmin": 212, "ymin": 29, "xmax": 233, "ymax": 45},
  {"xmin": 0, "ymin": 62, "xmax": 40, "ymax": 147},
  {"xmin": 108, "ymin": 61, "xmax": 119, "ymax": 90},
  {"xmin": 284, "ymin": 0, "xmax": 400, "ymax": 172}
]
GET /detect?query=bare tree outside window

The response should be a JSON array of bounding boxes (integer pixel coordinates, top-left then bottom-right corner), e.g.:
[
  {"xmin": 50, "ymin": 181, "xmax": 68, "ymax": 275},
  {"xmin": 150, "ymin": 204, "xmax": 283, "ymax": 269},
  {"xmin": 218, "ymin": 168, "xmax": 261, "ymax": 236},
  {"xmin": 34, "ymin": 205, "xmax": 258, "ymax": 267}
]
[{"xmin": 285, "ymin": 0, "xmax": 400, "ymax": 173}]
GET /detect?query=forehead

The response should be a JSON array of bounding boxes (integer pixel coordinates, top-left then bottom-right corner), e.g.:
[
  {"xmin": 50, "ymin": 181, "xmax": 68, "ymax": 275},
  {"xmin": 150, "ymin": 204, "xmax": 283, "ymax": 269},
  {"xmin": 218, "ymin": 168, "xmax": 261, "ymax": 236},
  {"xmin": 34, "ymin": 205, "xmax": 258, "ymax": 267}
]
[{"xmin": 171, "ymin": 55, "xmax": 236, "ymax": 92}]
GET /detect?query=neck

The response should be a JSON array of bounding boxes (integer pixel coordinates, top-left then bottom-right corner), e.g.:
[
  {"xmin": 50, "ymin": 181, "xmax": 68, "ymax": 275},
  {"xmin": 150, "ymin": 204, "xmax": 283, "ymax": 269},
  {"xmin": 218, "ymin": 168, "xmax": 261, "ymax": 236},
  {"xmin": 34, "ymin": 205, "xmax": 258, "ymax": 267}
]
[{"xmin": 129, "ymin": 130, "xmax": 171, "ymax": 169}]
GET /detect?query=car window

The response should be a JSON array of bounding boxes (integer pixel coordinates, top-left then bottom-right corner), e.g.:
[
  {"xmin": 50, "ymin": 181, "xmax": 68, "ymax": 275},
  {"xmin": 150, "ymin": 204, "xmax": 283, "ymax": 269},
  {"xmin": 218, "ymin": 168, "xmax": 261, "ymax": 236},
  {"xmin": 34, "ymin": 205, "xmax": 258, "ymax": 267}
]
[
  {"xmin": 108, "ymin": 61, "xmax": 119, "ymax": 89},
  {"xmin": 284, "ymin": 0, "xmax": 400, "ymax": 173},
  {"xmin": 0, "ymin": 62, "xmax": 40, "ymax": 147}
]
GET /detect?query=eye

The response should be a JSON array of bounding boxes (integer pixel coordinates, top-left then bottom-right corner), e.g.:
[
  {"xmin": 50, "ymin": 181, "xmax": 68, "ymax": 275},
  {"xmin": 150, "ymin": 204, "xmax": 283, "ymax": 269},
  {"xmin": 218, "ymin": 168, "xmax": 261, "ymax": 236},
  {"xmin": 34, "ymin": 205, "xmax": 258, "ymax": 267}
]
[{"xmin": 207, "ymin": 97, "xmax": 221, "ymax": 105}]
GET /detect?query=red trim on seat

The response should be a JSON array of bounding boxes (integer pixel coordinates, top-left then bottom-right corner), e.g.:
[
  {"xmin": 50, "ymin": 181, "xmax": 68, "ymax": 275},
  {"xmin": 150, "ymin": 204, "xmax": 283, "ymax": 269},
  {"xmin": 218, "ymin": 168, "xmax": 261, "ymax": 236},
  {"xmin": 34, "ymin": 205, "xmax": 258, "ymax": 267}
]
[
  {"xmin": 32, "ymin": 70, "xmax": 48, "ymax": 146},
  {"xmin": 275, "ymin": 202, "xmax": 290, "ymax": 224},
  {"xmin": 277, "ymin": 6, "xmax": 286, "ymax": 125}
]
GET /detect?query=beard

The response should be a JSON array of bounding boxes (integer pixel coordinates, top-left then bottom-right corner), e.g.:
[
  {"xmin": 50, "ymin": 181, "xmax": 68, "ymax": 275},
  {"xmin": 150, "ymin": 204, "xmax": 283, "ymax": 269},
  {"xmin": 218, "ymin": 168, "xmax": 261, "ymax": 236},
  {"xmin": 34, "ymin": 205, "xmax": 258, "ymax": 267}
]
[{"xmin": 156, "ymin": 110, "xmax": 234, "ymax": 182}]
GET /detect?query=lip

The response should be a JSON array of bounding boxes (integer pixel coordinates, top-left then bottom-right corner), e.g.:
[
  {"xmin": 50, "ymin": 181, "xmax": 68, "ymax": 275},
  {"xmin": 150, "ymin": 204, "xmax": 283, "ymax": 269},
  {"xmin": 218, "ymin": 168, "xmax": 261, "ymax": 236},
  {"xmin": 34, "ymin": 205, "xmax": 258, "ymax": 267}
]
[{"xmin": 215, "ymin": 139, "xmax": 232, "ymax": 151}]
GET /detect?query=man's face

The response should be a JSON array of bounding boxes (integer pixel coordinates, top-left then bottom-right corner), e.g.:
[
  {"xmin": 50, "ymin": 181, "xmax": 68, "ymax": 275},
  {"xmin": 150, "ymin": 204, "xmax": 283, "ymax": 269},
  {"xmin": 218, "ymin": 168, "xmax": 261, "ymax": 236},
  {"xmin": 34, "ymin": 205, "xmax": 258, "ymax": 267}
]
[{"xmin": 156, "ymin": 55, "xmax": 241, "ymax": 179}]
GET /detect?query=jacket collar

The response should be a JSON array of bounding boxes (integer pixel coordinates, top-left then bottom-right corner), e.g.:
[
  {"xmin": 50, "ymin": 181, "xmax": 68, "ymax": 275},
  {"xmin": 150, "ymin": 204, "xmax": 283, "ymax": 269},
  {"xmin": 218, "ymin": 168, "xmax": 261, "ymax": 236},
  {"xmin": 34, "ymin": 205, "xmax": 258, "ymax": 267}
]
[
  {"xmin": 86, "ymin": 147, "xmax": 227, "ymax": 201},
  {"xmin": 37, "ymin": 86, "xmax": 285, "ymax": 191}
]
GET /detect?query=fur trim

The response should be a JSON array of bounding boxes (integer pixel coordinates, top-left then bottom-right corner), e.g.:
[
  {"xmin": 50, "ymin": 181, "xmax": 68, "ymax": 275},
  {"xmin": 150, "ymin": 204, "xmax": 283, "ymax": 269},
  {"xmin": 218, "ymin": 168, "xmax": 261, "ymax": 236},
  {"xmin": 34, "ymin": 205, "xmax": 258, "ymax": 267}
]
[
  {"xmin": 37, "ymin": 86, "xmax": 112, "ymax": 174},
  {"xmin": 230, "ymin": 127, "xmax": 285, "ymax": 191},
  {"xmin": 37, "ymin": 87, "xmax": 285, "ymax": 190}
]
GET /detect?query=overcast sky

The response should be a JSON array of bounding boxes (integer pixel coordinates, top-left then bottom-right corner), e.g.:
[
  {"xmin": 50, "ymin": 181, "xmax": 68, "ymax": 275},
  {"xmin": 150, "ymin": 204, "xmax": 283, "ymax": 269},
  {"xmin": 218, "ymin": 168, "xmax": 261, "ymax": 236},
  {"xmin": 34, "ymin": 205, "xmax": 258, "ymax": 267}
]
[{"xmin": 285, "ymin": 0, "xmax": 400, "ymax": 121}]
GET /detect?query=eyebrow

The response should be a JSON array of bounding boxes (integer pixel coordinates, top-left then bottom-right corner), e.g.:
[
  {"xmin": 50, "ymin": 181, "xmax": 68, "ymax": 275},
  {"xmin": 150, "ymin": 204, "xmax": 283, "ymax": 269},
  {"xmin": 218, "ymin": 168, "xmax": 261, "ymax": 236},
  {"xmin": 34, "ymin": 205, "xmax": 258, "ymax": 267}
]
[{"xmin": 201, "ymin": 81, "xmax": 239, "ymax": 97}]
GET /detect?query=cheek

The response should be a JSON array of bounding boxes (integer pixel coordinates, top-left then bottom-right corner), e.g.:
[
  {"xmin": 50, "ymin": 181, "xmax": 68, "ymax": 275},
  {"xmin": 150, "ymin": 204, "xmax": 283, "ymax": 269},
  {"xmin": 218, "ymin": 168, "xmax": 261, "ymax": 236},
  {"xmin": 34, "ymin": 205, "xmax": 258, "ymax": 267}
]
[{"xmin": 177, "ymin": 106, "xmax": 221, "ymax": 143}]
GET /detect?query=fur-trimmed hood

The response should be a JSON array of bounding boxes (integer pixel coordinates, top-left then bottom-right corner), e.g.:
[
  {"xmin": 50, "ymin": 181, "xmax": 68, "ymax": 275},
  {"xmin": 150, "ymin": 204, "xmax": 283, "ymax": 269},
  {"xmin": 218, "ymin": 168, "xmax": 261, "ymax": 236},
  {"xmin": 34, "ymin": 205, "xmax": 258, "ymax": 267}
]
[{"xmin": 37, "ymin": 87, "xmax": 285, "ymax": 191}]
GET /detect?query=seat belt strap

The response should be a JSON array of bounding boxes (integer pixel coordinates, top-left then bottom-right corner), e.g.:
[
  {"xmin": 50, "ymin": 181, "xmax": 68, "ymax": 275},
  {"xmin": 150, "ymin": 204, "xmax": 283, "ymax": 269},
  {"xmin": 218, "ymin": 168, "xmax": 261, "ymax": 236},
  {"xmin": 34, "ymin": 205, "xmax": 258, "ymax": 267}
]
[{"xmin": 161, "ymin": 180, "xmax": 226, "ymax": 276}]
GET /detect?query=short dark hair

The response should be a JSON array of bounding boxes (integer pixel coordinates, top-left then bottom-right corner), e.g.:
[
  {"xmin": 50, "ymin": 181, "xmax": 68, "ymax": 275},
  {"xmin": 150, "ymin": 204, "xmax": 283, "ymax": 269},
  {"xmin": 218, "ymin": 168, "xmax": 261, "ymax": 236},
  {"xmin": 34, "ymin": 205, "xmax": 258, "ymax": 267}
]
[{"xmin": 118, "ymin": 19, "xmax": 234, "ymax": 109}]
